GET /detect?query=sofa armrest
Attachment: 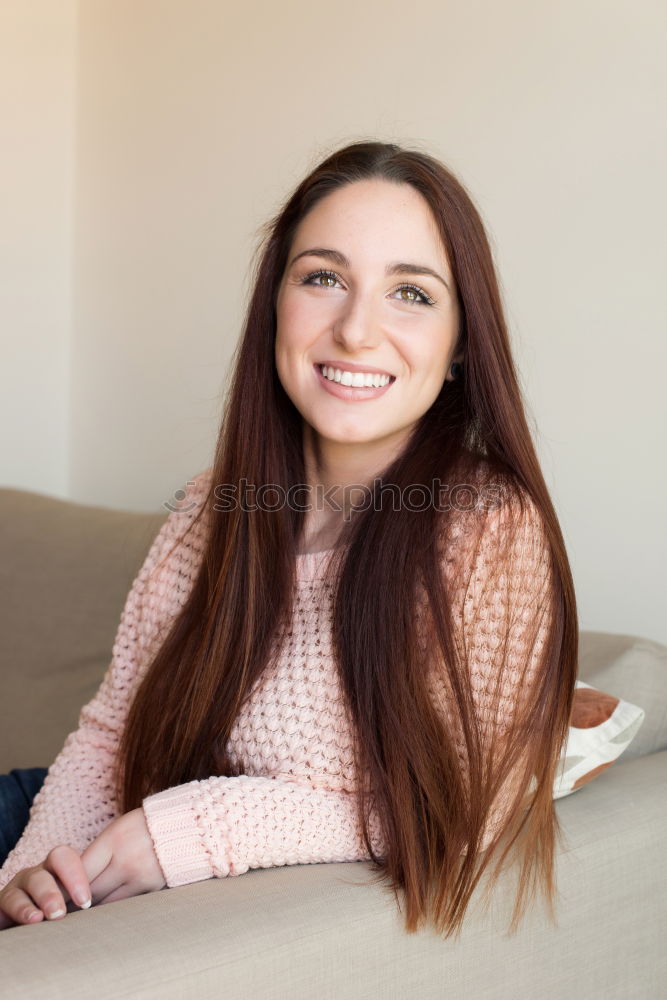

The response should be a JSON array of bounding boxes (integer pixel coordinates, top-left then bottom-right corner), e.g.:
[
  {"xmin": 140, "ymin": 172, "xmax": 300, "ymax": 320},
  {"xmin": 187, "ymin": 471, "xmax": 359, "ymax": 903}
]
[{"xmin": 1, "ymin": 749, "xmax": 664, "ymax": 999}]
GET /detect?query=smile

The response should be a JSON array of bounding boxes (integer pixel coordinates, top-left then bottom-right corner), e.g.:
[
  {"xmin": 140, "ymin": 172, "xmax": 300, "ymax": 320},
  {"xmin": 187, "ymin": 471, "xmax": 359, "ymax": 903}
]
[
  {"xmin": 314, "ymin": 363, "xmax": 396, "ymax": 400},
  {"xmin": 319, "ymin": 363, "xmax": 393, "ymax": 387}
]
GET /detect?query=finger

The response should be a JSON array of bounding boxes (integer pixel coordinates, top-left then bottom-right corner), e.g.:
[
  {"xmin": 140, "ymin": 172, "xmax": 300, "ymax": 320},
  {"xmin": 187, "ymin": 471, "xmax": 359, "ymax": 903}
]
[
  {"xmin": 22, "ymin": 867, "xmax": 70, "ymax": 920},
  {"xmin": 88, "ymin": 862, "xmax": 124, "ymax": 906},
  {"xmin": 0, "ymin": 884, "xmax": 46, "ymax": 926},
  {"xmin": 43, "ymin": 845, "xmax": 92, "ymax": 910},
  {"xmin": 80, "ymin": 833, "xmax": 113, "ymax": 884},
  {"xmin": 80, "ymin": 836, "xmax": 116, "ymax": 905}
]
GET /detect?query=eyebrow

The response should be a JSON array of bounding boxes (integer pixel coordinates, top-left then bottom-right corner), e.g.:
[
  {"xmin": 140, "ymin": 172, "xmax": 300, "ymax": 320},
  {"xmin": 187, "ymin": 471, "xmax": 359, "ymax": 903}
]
[{"xmin": 288, "ymin": 247, "xmax": 450, "ymax": 290}]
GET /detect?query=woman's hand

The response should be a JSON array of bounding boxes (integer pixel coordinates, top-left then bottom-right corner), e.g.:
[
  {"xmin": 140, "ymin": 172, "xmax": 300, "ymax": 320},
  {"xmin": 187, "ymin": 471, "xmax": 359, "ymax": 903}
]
[
  {"xmin": 0, "ymin": 845, "xmax": 92, "ymax": 930},
  {"xmin": 0, "ymin": 808, "xmax": 166, "ymax": 929},
  {"xmin": 80, "ymin": 807, "xmax": 166, "ymax": 906}
]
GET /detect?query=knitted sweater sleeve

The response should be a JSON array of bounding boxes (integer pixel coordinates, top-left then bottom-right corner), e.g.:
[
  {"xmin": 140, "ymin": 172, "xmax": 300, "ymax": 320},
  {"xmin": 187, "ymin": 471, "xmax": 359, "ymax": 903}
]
[
  {"xmin": 0, "ymin": 477, "xmax": 207, "ymax": 892},
  {"xmin": 142, "ymin": 776, "xmax": 387, "ymax": 887}
]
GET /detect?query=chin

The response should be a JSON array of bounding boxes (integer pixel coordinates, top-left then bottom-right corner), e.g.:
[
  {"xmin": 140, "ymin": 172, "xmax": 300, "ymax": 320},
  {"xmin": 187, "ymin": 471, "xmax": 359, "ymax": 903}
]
[{"xmin": 317, "ymin": 428, "xmax": 388, "ymax": 446}]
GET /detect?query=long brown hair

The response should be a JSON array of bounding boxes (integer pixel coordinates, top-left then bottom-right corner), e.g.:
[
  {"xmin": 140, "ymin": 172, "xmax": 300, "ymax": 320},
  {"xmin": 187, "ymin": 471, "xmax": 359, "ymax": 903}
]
[{"xmin": 117, "ymin": 140, "xmax": 577, "ymax": 938}]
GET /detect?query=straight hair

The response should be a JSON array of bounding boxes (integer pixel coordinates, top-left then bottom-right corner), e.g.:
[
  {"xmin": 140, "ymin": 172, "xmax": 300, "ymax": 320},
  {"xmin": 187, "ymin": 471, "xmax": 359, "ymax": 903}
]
[{"xmin": 117, "ymin": 140, "xmax": 577, "ymax": 939}]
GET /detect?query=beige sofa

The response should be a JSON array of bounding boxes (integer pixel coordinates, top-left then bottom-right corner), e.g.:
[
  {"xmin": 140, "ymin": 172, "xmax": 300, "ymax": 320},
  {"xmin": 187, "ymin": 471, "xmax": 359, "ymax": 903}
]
[{"xmin": 0, "ymin": 484, "xmax": 666, "ymax": 999}]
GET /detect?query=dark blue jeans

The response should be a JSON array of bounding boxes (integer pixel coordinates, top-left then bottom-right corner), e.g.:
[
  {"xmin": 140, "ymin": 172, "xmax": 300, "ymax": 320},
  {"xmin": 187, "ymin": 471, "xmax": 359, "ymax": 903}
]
[{"xmin": 0, "ymin": 768, "xmax": 48, "ymax": 869}]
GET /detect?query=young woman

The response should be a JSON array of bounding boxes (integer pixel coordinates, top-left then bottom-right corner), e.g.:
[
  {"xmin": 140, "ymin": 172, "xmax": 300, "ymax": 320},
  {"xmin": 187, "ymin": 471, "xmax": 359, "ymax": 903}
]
[{"xmin": 0, "ymin": 140, "xmax": 577, "ymax": 937}]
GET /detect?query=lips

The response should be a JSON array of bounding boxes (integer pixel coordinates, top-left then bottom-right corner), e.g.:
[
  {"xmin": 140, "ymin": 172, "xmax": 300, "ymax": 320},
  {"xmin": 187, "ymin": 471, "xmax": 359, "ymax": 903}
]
[{"xmin": 313, "ymin": 362, "xmax": 395, "ymax": 400}]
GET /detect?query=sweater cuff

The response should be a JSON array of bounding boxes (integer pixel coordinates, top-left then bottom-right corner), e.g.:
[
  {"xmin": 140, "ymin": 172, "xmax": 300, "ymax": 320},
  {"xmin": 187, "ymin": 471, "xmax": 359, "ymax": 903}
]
[{"xmin": 142, "ymin": 780, "xmax": 233, "ymax": 887}]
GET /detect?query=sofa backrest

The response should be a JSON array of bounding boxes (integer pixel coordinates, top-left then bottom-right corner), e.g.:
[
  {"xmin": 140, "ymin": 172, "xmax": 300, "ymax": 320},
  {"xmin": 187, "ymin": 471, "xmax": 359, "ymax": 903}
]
[
  {"xmin": 0, "ymin": 487, "xmax": 166, "ymax": 772},
  {"xmin": 1, "ymin": 486, "xmax": 665, "ymax": 773}
]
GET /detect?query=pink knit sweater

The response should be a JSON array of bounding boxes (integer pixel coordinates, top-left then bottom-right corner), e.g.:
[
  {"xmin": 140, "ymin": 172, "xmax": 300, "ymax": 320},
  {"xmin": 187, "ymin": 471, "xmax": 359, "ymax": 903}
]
[{"xmin": 0, "ymin": 467, "xmax": 553, "ymax": 892}]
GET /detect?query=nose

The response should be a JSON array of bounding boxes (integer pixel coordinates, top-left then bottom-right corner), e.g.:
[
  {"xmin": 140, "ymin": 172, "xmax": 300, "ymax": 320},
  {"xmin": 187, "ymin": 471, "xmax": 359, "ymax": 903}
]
[{"xmin": 331, "ymin": 292, "xmax": 383, "ymax": 354}]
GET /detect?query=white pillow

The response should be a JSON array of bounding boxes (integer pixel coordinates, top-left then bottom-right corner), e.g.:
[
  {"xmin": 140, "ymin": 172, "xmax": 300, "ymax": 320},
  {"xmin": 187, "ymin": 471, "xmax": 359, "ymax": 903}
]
[{"xmin": 553, "ymin": 680, "xmax": 646, "ymax": 800}]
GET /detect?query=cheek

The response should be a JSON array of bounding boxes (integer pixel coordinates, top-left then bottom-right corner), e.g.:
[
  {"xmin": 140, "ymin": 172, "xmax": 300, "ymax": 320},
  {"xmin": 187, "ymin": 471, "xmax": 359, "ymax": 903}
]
[
  {"xmin": 424, "ymin": 328, "xmax": 457, "ymax": 378},
  {"xmin": 274, "ymin": 328, "xmax": 308, "ymax": 402},
  {"xmin": 400, "ymin": 339, "xmax": 450, "ymax": 384},
  {"xmin": 275, "ymin": 298, "xmax": 314, "ymax": 354},
  {"xmin": 274, "ymin": 339, "xmax": 293, "ymax": 395}
]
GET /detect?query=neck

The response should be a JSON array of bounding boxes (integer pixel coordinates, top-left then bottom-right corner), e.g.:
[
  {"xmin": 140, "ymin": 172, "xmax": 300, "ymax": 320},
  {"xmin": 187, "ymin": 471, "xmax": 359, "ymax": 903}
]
[{"xmin": 298, "ymin": 423, "xmax": 413, "ymax": 546}]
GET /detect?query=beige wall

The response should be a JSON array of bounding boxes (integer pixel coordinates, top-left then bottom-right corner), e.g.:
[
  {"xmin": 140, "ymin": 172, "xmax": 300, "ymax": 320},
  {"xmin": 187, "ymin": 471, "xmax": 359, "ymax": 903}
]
[
  {"xmin": 1, "ymin": 0, "xmax": 665, "ymax": 644},
  {"xmin": 0, "ymin": 0, "xmax": 76, "ymax": 496}
]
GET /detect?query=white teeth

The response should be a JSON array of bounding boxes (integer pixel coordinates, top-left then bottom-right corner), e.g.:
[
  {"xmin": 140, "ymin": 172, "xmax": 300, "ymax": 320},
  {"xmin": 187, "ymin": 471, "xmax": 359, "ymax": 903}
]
[{"xmin": 320, "ymin": 365, "xmax": 391, "ymax": 388}]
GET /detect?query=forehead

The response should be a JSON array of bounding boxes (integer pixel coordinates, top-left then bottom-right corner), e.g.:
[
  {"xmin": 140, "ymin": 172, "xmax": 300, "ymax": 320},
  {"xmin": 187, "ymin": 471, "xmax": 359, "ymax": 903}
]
[{"xmin": 292, "ymin": 179, "xmax": 448, "ymax": 266}]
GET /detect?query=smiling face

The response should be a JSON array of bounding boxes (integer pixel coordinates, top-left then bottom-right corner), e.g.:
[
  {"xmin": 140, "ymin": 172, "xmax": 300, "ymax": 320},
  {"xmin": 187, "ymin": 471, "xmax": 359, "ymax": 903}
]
[{"xmin": 275, "ymin": 178, "xmax": 463, "ymax": 466}]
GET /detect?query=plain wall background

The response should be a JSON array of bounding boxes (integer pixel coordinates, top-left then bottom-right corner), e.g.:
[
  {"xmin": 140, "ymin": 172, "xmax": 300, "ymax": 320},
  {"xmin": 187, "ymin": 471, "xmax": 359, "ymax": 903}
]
[
  {"xmin": 1, "ymin": 0, "xmax": 665, "ymax": 644},
  {"xmin": 1, "ymin": 0, "xmax": 76, "ymax": 496}
]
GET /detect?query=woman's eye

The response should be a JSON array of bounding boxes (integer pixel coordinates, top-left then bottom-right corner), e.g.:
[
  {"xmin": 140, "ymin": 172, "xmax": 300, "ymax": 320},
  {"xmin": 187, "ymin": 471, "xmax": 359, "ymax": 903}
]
[
  {"xmin": 302, "ymin": 269, "xmax": 340, "ymax": 289},
  {"xmin": 395, "ymin": 285, "xmax": 434, "ymax": 306},
  {"xmin": 300, "ymin": 270, "xmax": 434, "ymax": 306}
]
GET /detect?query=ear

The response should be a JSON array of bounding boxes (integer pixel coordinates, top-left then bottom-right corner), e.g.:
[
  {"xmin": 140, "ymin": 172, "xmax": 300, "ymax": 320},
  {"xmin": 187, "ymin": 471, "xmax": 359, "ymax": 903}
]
[{"xmin": 444, "ymin": 350, "xmax": 465, "ymax": 381}]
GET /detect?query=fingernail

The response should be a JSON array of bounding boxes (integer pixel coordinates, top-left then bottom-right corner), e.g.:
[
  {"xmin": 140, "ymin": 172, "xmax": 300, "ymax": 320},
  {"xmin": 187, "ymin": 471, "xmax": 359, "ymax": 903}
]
[
  {"xmin": 46, "ymin": 907, "xmax": 66, "ymax": 919},
  {"xmin": 73, "ymin": 890, "xmax": 91, "ymax": 908}
]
